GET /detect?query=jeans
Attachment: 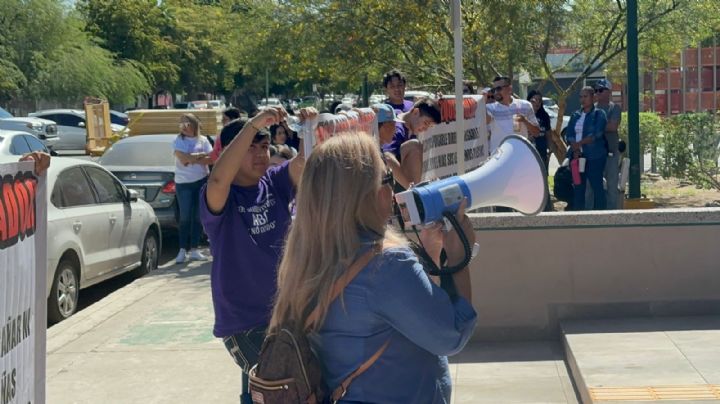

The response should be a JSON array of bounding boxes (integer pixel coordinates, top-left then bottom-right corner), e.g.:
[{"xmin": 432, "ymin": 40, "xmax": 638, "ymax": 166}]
[
  {"xmin": 573, "ymin": 156, "xmax": 607, "ymax": 211},
  {"xmin": 604, "ymin": 154, "xmax": 620, "ymax": 209},
  {"xmin": 223, "ymin": 326, "xmax": 267, "ymax": 404},
  {"xmin": 175, "ymin": 177, "xmax": 206, "ymax": 250}
]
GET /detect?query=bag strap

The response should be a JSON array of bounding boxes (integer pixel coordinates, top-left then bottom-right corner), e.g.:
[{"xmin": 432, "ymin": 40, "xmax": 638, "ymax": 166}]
[
  {"xmin": 331, "ymin": 339, "xmax": 390, "ymax": 402},
  {"xmin": 304, "ymin": 244, "xmax": 380, "ymax": 330}
]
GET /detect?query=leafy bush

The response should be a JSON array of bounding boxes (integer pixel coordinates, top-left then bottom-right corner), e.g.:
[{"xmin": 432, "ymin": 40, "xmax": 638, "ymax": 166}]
[
  {"xmin": 665, "ymin": 113, "xmax": 720, "ymax": 190},
  {"xmin": 618, "ymin": 111, "xmax": 664, "ymax": 155}
]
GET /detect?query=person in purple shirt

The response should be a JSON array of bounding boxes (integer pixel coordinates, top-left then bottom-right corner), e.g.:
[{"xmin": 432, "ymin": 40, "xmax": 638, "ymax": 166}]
[
  {"xmin": 383, "ymin": 97, "xmax": 442, "ymax": 190},
  {"xmin": 383, "ymin": 69, "xmax": 415, "ymax": 113},
  {"xmin": 270, "ymin": 134, "xmax": 477, "ymax": 403},
  {"xmin": 200, "ymin": 106, "xmax": 310, "ymax": 403}
]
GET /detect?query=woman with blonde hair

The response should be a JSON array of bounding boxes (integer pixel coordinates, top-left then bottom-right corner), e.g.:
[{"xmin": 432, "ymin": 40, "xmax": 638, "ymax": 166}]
[
  {"xmin": 270, "ymin": 134, "xmax": 477, "ymax": 403},
  {"xmin": 173, "ymin": 113, "xmax": 213, "ymax": 263}
]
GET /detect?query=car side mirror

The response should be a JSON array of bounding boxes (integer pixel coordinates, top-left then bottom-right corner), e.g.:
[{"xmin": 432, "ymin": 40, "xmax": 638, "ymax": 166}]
[
  {"xmin": 49, "ymin": 149, "xmax": 59, "ymax": 157},
  {"xmin": 127, "ymin": 188, "xmax": 139, "ymax": 202}
]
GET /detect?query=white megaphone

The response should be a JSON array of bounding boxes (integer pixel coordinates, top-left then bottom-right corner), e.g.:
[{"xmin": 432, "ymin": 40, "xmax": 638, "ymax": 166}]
[{"xmin": 394, "ymin": 135, "xmax": 548, "ymax": 226}]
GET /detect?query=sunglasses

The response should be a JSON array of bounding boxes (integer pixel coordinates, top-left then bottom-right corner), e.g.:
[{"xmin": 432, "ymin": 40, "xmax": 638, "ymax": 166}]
[{"xmin": 595, "ymin": 88, "xmax": 608, "ymax": 93}]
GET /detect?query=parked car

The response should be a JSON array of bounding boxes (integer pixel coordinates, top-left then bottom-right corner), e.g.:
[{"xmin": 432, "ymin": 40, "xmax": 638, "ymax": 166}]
[
  {"xmin": 28, "ymin": 109, "xmax": 126, "ymax": 151},
  {"xmin": 259, "ymin": 97, "xmax": 282, "ymax": 108},
  {"xmin": 542, "ymin": 97, "xmax": 560, "ymax": 114},
  {"xmin": 0, "ymin": 129, "xmax": 55, "ymax": 156},
  {"xmin": 404, "ymin": 90, "xmax": 436, "ymax": 102},
  {"xmin": 369, "ymin": 94, "xmax": 385, "ymax": 104},
  {"xmin": 109, "ymin": 110, "xmax": 129, "ymax": 126},
  {"xmin": 98, "ymin": 134, "xmax": 178, "ymax": 229},
  {"xmin": 0, "ymin": 106, "xmax": 58, "ymax": 148},
  {"xmin": 187, "ymin": 101, "xmax": 209, "ymax": 109},
  {"xmin": 208, "ymin": 100, "xmax": 225, "ymax": 109},
  {"xmin": 0, "ymin": 155, "xmax": 161, "ymax": 323}
]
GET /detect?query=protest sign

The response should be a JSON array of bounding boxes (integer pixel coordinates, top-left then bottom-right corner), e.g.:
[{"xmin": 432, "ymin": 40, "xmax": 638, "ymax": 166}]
[
  {"xmin": 419, "ymin": 95, "xmax": 489, "ymax": 181},
  {"xmin": 301, "ymin": 108, "xmax": 377, "ymax": 158},
  {"xmin": 0, "ymin": 161, "xmax": 47, "ymax": 404}
]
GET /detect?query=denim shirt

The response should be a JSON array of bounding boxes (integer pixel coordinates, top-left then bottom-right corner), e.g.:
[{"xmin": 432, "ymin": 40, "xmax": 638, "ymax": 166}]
[
  {"xmin": 311, "ymin": 243, "xmax": 478, "ymax": 403},
  {"xmin": 565, "ymin": 106, "xmax": 608, "ymax": 160}
]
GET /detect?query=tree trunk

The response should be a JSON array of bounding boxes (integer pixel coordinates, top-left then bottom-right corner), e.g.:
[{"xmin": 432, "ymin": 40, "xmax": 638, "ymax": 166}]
[{"xmin": 549, "ymin": 98, "xmax": 569, "ymax": 164}]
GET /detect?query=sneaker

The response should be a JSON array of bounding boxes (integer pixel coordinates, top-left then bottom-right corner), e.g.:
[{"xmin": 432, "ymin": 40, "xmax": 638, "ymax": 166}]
[
  {"xmin": 189, "ymin": 249, "xmax": 208, "ymax": 261},
  {"xmin": 175, "ymin": 248, "xmax": 187, "ymax": 264}
]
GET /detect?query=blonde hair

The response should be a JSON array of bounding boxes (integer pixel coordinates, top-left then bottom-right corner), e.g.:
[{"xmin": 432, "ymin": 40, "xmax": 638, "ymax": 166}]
[
  {"xmin": 180, "ymin": 113, "xmax": 201, "ymax": 138},
  {"xmin": 270, "ymin": 133, "xmax": 404, "ymax": 332}
]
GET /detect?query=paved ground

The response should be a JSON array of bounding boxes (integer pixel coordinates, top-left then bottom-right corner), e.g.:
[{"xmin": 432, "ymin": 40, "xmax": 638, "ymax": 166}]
[
  {"xmin": 46, "ymin": 251, "xmax": 580, "ymax": 404},
  {"xmin": 563, "ymin": 317, "xmax": 720, "ymax": 403}
]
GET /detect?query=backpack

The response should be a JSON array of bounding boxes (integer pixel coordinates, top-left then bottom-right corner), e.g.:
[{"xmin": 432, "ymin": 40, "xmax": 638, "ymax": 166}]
[
  {"xmin": 248, "ymin": 247, "xmax": 388, "ymax": 404},
  {"xmin": 553, "ymin": 165, "xmax": 574, "ymax": 204}
]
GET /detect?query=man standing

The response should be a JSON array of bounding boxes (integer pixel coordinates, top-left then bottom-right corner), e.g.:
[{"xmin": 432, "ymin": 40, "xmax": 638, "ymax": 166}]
[
  {"xmin": 485, "ymin": 76, "xmax": 540, "ymax": 152},
  {"xmin": 383, "ymin": 69, "xmax": 415, "ymax": 113},
  {"xmin": 594, "ymin": 79, "xmax": 622, "ymax": 209}
]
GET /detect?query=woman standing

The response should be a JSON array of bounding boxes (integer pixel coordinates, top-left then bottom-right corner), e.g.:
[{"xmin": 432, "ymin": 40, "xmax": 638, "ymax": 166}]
[
  {"xmin": 527, "ymin": 90, "xmax": 552, "ymax": 172},
  {"xmin": 564, "ymin": 86, "xmax": 608, "ymax": 210},
  {"xmin": 270, "ymin": 134, "xmax": 477, "ymax": 403},
  {"xmin": 173, "ymin": 113, "xmax": 213, "ymax": 263}
]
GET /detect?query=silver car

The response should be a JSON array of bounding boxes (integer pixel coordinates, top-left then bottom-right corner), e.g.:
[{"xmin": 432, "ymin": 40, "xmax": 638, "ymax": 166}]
[
  {"xmin": 0, "ymin": 129, "xmax": 54, "ymax": 156},
  {"xmin": 98, "ymin": 134, "xmax": 179, "ymax": 229}
]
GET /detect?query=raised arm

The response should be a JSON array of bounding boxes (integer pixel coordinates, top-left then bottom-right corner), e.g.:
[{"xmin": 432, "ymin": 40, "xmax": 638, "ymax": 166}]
[{"xmin": 206, "ymin": 108, "xmax": 285, "ymax": 213}]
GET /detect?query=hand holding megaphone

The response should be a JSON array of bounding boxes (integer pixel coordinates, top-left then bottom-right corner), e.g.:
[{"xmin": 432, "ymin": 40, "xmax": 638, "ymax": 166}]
[
  {"xmin": 442, "ymin": 198, "xmax": 476, "ymax": 267},
  {"xmin": 394, "ymin": 135, "xmax": 548, "ymax": 226}
]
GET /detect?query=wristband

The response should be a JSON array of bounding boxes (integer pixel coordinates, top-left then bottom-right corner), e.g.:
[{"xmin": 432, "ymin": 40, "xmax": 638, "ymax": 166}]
[{"xmin": 250, "ymin": 121, "xmax": 263, "ymax": 132}]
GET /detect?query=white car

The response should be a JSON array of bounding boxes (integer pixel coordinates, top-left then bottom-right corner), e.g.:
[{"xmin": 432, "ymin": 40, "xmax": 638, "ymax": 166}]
[
  {"xmin": 404, "ymin": 90, "xmax": 436, "ymax": 102},
  {"xmin": 259, "ymin": 98, "xmax": 282, "ymax": 108},
  {"xmin": 0, "ymin": 106, "xmax": 58, "ymax": 148},
  {"xmin": 28, "ymin": 109, "xmax": 126, "ymax": 151},
  {"xmin": 0, "ymin": 129, "xmax": 54, "ymax": 156},
  {"xmin": 41, "ymin": 158, "xmax": 160, "ymax": 322},
  {"xmin": 369, "ymin": 94, "xmax": 385, "ymax": 104}
]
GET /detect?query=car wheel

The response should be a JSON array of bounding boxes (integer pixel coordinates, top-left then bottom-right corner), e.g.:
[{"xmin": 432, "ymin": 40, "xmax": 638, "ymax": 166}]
[
  {"xmin": 47, "ymin": 260, "xmax": 79, "ymax": 323},
  {"xmin": 134, "ymin": 230, "xmax": 159, "ymax": 277}
]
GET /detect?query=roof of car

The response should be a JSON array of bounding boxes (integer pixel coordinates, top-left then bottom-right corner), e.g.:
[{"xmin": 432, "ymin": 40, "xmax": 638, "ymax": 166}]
[
  {"xmin": 30, "ymin": 109, "xmax": 85, "ymax": 116},
  {"xmin": 0, "ymin": 129, "xmax": 34, "ymax": 138},
  {"xmin": 114, "ymin": 134, "xmax": 177, "ymax": 143}
]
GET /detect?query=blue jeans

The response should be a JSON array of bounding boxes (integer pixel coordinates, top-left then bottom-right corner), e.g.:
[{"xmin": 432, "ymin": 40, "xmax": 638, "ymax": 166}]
[
  {"xmin": 175, "ymin": 177, "xmax": 206, "ymax": 250},
  {"xmin": 573, "ymin": 156, "xmax": 607, "ymax": 210}
]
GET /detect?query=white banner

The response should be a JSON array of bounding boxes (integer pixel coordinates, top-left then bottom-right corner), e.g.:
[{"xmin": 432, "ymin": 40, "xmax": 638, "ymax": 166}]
[
  {"xmin": 419, "ymin": 95, "xmax": 489, "ymax": 181},
  {"xmin": 0, "ymin": 161, "xmax": 47, "ymax": 404}
]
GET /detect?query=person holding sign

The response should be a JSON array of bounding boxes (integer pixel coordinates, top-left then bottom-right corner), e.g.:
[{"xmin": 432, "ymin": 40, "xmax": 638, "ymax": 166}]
[
  {"xmin": 382, "ymin": 97, "xmax": 442, "ymax": 189},
  {"xmin": 200, "ymin": 107, "xmax": 313, "ymax": 404}
]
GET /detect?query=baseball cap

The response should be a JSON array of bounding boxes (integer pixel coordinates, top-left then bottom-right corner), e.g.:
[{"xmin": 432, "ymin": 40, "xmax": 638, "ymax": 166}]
[
  {"xmin": 595, "ymin": 79, "xmax": 612, "ymax": 90},
  {"xmin": 372, "ymin": 103, "xmax": 397, "ymax": 124}
]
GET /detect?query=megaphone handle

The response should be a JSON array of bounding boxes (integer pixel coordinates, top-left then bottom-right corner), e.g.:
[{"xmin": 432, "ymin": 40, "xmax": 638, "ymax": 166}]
[{"xmin": 427, "ymin": 212, "xmax": 472, "ymax": 276}]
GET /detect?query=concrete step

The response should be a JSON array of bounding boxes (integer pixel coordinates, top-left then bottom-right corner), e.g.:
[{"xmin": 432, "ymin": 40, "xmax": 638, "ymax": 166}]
[{"xmin": 562, "ymin": 316, "xmax": 720, "ymax": 403}]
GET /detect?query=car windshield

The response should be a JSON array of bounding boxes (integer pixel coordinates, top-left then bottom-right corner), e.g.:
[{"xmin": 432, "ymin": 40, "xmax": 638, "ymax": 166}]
[
  {"xmin": 99, "ymin": 140, "xmax": 175, "ymax": 166},
  {"xmin": 0, "ymin": 107, "xmax": 13, "ymax": 119}
]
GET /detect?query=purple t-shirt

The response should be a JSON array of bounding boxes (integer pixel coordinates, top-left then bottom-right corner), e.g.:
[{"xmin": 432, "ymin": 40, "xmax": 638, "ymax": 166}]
[
  {"xmin": 385, "ymin": 99, "xmax": 414, "ymax": 113},
  {"xmin": 200, "ymin": 161, "xmax": 295, "ymax": 337},
  {"xmin": 382, "ymin": 122, "xmax": 416, "ymax": 161}
]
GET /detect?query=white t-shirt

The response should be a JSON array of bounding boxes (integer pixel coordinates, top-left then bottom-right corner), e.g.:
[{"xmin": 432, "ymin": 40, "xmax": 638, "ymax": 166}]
[
  {"xmin": 486, "ymin": 98, "xmax": 539, "ymax": 152},
  {"xmin": 574, "ymin": 112, "xmax": 586, "ymax": 143},
  {"xmin": 173, "ymin": 135, "xmax": 212, "ymax": 184}
]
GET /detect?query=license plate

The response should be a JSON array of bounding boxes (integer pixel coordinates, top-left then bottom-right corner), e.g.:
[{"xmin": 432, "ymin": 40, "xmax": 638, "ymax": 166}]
[{"xmin": 128, "ymin": 187, "xmax": 146, "ymax": 200}]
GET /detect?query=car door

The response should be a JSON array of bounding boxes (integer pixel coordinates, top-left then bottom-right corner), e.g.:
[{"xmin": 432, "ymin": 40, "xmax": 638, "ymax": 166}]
[
  {"xmin": 83, "ymin": 166, "xmax": 142, "ymax": 270},
  {"xmin": 52, "ymin": 167, "xmax": 110, "ymax": 281},
  {"xmin": 40, "ymin": 113, "xmax": 86, "ymax": 150}
]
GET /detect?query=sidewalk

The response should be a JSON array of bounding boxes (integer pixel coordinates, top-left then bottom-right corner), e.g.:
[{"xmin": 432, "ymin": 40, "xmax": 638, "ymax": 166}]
[{"xmin": 46, "ymin": 253, "xmax": 579, "ymax": 404}]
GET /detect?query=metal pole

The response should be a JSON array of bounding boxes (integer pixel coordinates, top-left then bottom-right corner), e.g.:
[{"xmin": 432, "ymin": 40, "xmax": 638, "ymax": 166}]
[
  {"xmin": 265, "ymin": 68, "xmax": 269, "ymax": 101},
  {"xmin": 681, "ymin": 44, "xmax": 686, "ymax": 113},
  {"xmin": 698, "ymin": 44, "xmax": 702, "ymax": 110},
  {"xmin": 452, "ymin": 0, "xmax": 466, "ymax": 174},
  {"xmin": 627, "ymin": 0, "xmax": 641, "ymax": 199},
  {"xmin": 714, "ymin": 35, "xmax": 717, "ymax": 112}
]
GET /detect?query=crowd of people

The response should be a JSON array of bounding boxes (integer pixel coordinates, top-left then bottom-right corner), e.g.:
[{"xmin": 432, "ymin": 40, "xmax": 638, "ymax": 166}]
[{"xmin": 157, "ymin": 68, "xmax": 624, "ymax": 403}]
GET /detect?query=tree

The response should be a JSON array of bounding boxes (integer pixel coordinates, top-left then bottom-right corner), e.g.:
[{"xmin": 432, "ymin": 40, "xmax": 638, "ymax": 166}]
[{"xmin": 533, "ymin": 0, "xmax": 720, "ymax": 162}]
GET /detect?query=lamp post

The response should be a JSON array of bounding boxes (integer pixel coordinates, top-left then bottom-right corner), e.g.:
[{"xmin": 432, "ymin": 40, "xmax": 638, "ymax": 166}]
[{"xmin": 627, "ymin": 0, "xmax": 641, "ymax": 199}]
